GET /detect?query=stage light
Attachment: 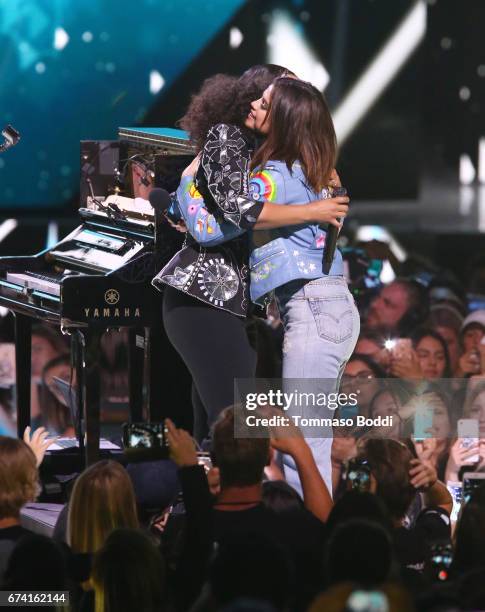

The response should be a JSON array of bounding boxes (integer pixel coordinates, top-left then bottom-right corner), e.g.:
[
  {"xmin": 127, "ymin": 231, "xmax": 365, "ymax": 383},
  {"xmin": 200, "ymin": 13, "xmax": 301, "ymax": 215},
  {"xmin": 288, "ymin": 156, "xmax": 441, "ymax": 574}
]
[
  {"xmin": 267, "ymin": 10, "xmax": 330, "ymax": 91},
  {"xmin": 355, "ymin": 225, "xmax": 407, "ymax": 263},
  {"xmin": 82, "ymin": 31, "xmax": 93, "ymax": 43},
  {"xmin": 46, "ymin": 221, "xmax": 58, "ymax": 249},
  {"xmin": 459, "ymin": 87, "xmax": 471, "ymax": 101},
  {"xmin": 479, "ymin": 138, "xmax": 485, "ymax": 184},
  {"xmin": 333, "ymin": 0, "xmax": 426, "ymax": 144},
  {"xmin": 149, "ymin": 70, "xmax": 165, "ymax": 95},
  {"xmin": 229, "ymin": 27, "xmax": 243, "ymax": 49},
  {"xmin": 478, "ymin": 186, "xmax": 485, "ymax": 232},
  {"xmin": 460, "ymin": 154, "xmax": 476, "ymax": 185},
  {"xmin": 0, "ymin": 220, "xmax": 18, "ymax": 243},
  {"xmin": 53, "ymin": 27, "xmax": 69, "ymax": 51},
  {"xmin": 440, "ymin": 37, "xmax": 452, "ymax": 50}
]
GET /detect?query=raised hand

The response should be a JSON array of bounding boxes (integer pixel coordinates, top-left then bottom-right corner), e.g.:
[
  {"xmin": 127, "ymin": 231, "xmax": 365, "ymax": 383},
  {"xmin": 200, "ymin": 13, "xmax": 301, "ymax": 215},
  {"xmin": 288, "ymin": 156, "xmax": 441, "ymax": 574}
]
[
  {"xmin": 164, "ymin": 418, "xmax": 198, "ymax": 467},
  {"xmin": 23, "ymin": 426, "xmax": 54, "ymax": 467}
]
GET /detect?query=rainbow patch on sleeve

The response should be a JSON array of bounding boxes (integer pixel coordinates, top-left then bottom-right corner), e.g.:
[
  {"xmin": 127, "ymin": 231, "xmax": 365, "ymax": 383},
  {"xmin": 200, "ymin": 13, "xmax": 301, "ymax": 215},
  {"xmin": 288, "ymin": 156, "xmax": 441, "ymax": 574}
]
[
  {"xmin": 250, "ymin": 170, "xmax": 277, "ymax": 202},
  {"xmin": 185, "ymin": 181, "xmax": 203, "ymax": 199}
]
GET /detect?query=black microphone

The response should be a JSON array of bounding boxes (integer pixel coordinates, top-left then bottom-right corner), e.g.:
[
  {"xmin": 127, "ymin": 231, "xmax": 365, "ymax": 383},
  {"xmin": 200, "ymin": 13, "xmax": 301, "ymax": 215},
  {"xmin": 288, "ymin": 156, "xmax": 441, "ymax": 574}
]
[
  {"xmin": 322, "ymin": 186, "xmax": 347, "ymax": 274},
  {"xmin": 149, "ymin": 188, "xmax": 180, "ymax": 223},
  {"xmin": 0, "ymin": 124, "xmax": 20, "ymax": 153}
]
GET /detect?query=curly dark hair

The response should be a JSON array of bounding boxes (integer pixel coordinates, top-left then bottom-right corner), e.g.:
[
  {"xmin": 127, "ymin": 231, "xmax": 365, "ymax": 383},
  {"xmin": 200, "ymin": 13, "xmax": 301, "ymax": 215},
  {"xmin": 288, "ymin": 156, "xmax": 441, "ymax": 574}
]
[{"xmin": 179, "ymin": 64, "xmax": 294, "ymax": 150}]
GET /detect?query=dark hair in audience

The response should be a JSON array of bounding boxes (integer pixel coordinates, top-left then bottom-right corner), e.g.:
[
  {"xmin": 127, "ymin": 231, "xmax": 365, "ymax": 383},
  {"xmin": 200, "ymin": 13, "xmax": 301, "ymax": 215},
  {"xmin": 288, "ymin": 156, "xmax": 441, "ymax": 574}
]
[
  {"xmin": 357, "ymin": 327, "xmax": 388, "ymax": 346},
  {"xmin": 0, "ymin": 437, "xmax": 38, "ymax": 519},
  {"xmin": 32, "ymin": 324, "xmax": 69, "ymax": 354},
  {"xmin": 326, "ymin": 491, "xmax": 391, "ymax": 535},
  {"xmin": 325, "ymin": 519, "xmax": 394, "ymax": 587},
  {"xmin": 358, "ymin": 439, "xmax": 415, "ymax": 521},
  {"xmin": 212, "ymin": 406, "xmax": 270, "ymax": 488},
  {"xmin": 428, "ymin": 304, "xmax": 464, "ymax": 336},
  {"xmin": 410, "ymin": 326, "xmax": 452, "ymax": 377},
  {"xmin": 262, "ymin": 480, "xmax": 304, "ymax": 513},
  {"xmin": 4, "ymin": 534, "xmax": 67, "ymax": 591},
  {"xmin": 209, "ymin": 532, "xmax": 294, "ymax": 610},
  {"xmin": 453, "ymin": 486, "xmax": 485, "ymax": 574},
  {"xmin": 179, "ymin": 64, "xmax": 293, "ymax": 150},
  {"xmin": 92, "ymin": 528, "xmax": 165, "ymax": 612},
  {"xmin": 392, "ymin": 278, "xmax": 428, "ymax": 335},
  {"xmin": 220, "ymin": 600, "xmax": 277, "ymax": 612},
  {"xmin": 347, "ymin": 353, "xmax": 387, "ymax": 379}
]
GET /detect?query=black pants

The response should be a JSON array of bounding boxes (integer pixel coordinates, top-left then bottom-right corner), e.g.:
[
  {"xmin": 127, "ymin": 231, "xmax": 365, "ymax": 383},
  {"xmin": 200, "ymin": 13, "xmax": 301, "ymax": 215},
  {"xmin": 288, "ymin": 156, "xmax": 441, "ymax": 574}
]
[{"xmin": 162, "ymin": 286, "xmax": 257, "ymax": 442}]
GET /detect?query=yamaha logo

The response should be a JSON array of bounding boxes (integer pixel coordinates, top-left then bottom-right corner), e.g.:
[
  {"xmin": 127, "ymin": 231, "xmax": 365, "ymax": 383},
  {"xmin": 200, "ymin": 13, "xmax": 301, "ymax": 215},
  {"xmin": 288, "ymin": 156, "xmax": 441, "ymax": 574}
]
[{"xmin": 104, "ymin": 289, "xmax": 120, "ymax": 305}]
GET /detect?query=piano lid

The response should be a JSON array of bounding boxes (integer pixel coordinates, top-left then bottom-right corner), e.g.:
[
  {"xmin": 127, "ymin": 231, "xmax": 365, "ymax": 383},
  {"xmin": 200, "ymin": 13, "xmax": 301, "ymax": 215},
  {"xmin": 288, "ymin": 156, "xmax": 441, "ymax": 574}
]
[{"xmin": 118, "ymin": 127, "xmax": 196, "ymax": 155}]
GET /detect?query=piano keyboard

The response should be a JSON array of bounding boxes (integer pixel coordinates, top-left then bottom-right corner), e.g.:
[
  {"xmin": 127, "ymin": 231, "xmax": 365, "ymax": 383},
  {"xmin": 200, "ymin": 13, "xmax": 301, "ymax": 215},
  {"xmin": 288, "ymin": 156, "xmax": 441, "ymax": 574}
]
[{"xmin": 6, "ymin": 271, "xmax": 73, "ymax": 297}]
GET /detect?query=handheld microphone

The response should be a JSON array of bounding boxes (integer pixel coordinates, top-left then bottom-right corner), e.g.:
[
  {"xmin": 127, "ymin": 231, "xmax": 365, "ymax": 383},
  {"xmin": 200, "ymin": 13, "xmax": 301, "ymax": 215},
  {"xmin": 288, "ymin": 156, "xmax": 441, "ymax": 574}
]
[
  {"xmin": 322, "ymin": 186, "xmax": 347, "ymax": 274},
  {"xmin": 0, "ymin": 125, "xmax": 20, "ymax": 153},
  {"xmin": 148, "ymin": 188, "xmax": 181, "ymax": 224}
]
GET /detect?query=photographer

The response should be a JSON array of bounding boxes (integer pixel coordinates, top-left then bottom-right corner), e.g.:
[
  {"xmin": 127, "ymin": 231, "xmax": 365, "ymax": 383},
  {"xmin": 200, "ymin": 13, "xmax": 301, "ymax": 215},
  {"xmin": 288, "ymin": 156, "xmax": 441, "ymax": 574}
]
[{"xmin": 356, "ymin": 438, "xmax": 452, "ymax": 577}]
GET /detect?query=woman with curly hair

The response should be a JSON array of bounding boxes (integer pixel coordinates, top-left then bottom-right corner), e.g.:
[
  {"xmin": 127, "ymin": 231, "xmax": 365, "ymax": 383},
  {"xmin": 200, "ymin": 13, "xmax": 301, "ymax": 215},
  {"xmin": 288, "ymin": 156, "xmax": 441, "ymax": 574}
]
[{"xmin": 154, "ymin": 65, "xmax": 349, "ymax": 443}]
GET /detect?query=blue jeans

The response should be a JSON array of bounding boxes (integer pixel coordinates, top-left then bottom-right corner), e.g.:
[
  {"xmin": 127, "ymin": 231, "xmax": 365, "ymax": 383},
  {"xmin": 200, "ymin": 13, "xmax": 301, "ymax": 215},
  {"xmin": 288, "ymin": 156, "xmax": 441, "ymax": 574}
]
[{"xmin": 276, "ymin": 276, "xmax": 360, "ymax": 497}]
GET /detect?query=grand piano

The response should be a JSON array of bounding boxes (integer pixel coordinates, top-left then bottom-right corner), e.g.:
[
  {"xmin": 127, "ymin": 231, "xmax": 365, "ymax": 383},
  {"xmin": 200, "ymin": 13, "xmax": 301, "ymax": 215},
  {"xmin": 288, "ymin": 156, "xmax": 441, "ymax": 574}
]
[{"xmin": 0, "ymin": 127, "xmax": 195, "ymax": 465}]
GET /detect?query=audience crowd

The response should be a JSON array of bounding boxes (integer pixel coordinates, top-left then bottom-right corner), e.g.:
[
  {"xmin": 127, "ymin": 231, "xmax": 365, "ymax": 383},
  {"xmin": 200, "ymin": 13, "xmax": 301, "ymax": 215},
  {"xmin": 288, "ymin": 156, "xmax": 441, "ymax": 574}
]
[{"xmin": 1, "ymin": 242, "xmax": 485, "ymax": 611}]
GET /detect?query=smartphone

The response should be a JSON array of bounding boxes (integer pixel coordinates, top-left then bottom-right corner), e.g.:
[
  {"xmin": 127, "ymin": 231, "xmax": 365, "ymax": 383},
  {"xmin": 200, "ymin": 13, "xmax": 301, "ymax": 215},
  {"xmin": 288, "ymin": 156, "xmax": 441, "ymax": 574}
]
[
  {"xmin": 122, "ymin": 423, "xmax": 168, "ymax": 458},
  {"xmin": 197, "ymin": 452, "xmax": 212, "ymax": 472},
  {"xmin": 346, "ymin": 458, "xmax": 371, "ymax": 493},
  {"xmin": 446, "ymin": 481, "xmax": 462, "ymax": 522},
  {"xmin": 458, "ymin": 419, "xmax": 480, "ymax": 464},
  {"xmin": 392, "ymin": 338, "xmax": 412, "ymax": 360},
  {"xmin": 429, "ymin": 541, "xmax": 453, "ymax": 582},
  {"xmin": 463, "ymin": 472, "xmax": 485, "ymax": 504},
  {"xmin": 414, "ymin": 402, "xmax": 434, "ymax": 441}
]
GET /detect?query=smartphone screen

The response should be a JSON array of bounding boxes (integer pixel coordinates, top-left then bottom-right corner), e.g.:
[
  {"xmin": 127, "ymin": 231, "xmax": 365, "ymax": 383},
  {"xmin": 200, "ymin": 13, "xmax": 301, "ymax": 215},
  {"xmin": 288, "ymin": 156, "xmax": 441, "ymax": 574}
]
[
  {"xmin": 122, "ymin": 422, "xmax": 166, "ymax": 449},
  {"xmin": 458, "ymin": 419, "xmax": 480, "ymax": 464},
  {"xmin": 414, "ymin": 404, "xmax": 434, "ymax": 441},
  {"xmin": 346, "ymin": 459, "xmax": 371, "ymax": 493},
  {"xmin": 463, "ymin": 472, "xmax": 485, "ymax": 504},
  {"xmin": 392, "ymin": 338, "xmax": 412, "ymax": 360},
  {"xmin": 446, "ymin": 481, "xmax": 462, "ymax": 522}
]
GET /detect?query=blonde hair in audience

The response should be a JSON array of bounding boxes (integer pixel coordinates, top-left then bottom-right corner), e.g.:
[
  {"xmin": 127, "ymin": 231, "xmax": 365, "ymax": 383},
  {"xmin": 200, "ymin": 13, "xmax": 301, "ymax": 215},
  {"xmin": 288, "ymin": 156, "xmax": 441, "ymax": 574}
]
[
  {"xmin": 67, "ymin": 460, "xmax": 138, "ymax": 553},
  {"xmin": 0, "ymin": 437, "xmax": 39, "ymax": 519}
]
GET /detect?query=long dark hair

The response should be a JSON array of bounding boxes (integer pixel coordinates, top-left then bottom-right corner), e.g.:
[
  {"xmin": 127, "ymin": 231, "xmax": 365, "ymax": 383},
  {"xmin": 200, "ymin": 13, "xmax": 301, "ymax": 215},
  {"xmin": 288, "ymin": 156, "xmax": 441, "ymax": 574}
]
[
  {"xmin": 179, "ymin": 64, "xmax": 293, "ymax": 150},
  {"xmin": 251, "ymin": 77, "xmax": 337, "ymax": 192}
]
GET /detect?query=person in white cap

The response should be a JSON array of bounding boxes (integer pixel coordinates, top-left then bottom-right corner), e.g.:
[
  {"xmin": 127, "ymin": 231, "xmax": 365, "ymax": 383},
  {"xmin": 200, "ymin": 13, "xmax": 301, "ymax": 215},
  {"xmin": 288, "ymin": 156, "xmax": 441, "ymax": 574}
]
[{"xmin": 458, "ymin": 310, "xmax": 485, "ymax": 376}]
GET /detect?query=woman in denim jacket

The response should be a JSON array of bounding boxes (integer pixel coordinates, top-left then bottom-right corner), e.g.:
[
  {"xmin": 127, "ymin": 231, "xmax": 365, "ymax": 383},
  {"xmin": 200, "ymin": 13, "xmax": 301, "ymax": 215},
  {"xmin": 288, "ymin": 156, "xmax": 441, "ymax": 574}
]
[
  {"xmin": 174, "ymin": 78, "xmax": 360, "ymax": 494},
  {"xmin": 155, "ymin": 66, "xmax": 349, "ymax": 444}
]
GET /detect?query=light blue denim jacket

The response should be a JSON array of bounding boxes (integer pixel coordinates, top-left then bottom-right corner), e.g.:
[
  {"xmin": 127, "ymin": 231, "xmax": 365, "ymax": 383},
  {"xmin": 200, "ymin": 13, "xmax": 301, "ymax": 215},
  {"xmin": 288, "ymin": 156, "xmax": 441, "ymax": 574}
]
[{"xmin": 173, "ymin": 160, "xmax": 344, "ymax": 305}]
